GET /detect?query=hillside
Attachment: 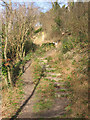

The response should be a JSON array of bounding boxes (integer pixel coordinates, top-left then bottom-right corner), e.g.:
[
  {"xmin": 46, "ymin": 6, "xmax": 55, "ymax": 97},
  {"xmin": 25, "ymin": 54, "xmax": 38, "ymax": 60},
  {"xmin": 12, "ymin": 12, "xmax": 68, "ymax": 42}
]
[{"xmin": 1, "ymin": 1, "xmax": 88, "ymax": 119}]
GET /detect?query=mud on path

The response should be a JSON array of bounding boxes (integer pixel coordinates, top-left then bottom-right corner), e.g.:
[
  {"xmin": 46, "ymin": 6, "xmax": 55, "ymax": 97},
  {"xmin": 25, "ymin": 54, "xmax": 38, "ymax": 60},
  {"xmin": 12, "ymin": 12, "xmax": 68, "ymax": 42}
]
[{"xmin": 14, "ymin": 50, "xmax": 69, "ymax": 118}]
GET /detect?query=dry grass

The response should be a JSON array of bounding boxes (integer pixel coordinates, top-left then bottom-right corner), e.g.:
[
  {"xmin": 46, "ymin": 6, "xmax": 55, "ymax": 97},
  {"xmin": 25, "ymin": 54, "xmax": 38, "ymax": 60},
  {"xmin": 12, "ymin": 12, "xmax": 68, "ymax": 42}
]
[
  {"xmin": 2, "ymin": 78, "xmax": 24, "ymax": 118},
  {"xmin": 31, "ymin": 58, "xmax": 55, "ymax": 113},
  {"xmin": 46, "ymin": 41, "xmax": 88, "ymax": 118},
  {"xmin": 33, "ymin": 77, "xmax": 55, "ymax": 113}
]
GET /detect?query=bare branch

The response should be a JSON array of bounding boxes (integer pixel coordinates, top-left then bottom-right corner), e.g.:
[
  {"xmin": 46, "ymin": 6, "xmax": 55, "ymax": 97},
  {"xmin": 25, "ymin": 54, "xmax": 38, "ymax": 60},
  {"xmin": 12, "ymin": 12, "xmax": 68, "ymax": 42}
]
[{"xmin": 0, "ymin": 0, "xmax": 10, "ymax": 10}]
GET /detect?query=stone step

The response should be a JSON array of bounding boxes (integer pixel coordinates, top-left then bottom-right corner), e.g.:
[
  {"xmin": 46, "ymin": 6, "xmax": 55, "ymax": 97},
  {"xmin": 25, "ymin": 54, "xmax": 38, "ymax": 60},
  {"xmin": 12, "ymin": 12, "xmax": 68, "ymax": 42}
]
[
  {"xmin": 57, "ymin": 88, "xmax": 67, "ymax": 92},
  {"xmin": 46, "ymin": 68, "xmax": 56, "ymax": 70},
  {"xmin": 39, "ymin": 60, "xmax": 47, "ymax": 63},
  {"xmin": 54, "ymin": 85, "xmax": 67, "ymax": 91},
  {"xmin": 55, "ymin": 92, "xmax": 69, "ymax": 98},
  {"xmin": 40, "ymin": 63, "xmax": 47, "ymax": 66},
  {"xmin": 39, "ymin": 59, "xmax": 47, "ymax": 62},
  {"xmin": 45, "ymin": 65, "xmax": 50, "ymax": 68},
  {"xmin": 45, "ymin": 77, "xmax": 63, "ymax": 82},
  {"xmin": 39, "ymin": 58, "xmax": 44, "ymax": 60},
  {"xmin": 54, "ymin": 82, "xmax": 65, "ymax": 87},
  {"xmin": 46, "ymin": 72, "xmax": 62, "ymax": 77}
]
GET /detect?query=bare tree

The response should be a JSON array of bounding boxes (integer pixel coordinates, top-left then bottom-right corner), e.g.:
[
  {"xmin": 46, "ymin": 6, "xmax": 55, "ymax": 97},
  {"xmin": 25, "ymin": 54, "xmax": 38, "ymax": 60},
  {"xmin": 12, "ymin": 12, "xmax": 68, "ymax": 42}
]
[
  {"xmin": 1, "ymin": 1, "xmax": 38, "ymax": 87},
  {"xmin": 1, "ymin": 0, "xmax": 13, "ymax": 86}
]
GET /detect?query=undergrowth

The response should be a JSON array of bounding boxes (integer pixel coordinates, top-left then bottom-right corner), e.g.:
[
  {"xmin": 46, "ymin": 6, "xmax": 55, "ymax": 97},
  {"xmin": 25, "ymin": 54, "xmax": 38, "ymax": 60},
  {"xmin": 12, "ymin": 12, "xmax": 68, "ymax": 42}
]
[
  {"xmin": 2, "ymin": 78, "xmax": 24, "ymax": 118},
  {"xmin": 46, "ymin": 34, "xmax": 88, "ymax": 118}
]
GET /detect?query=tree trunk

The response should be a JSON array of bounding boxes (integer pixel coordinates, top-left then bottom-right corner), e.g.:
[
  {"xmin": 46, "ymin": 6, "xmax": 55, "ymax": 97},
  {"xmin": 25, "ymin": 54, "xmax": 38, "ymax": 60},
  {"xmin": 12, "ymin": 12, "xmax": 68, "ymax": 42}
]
[
  {"xmin": 2, "ymin": 75, "xmax": 8, "ymax": 87},
  {"xmin": 7, "ymin": 67, "xmax": 12, "ymax": 86},
  {"xmin": 21, "ymin": 43, "xmax": 25, "ymax": 73},
  {"xmin": 4, "ymin": 0, "xmax": 13, "ymax": 87},
  {"xmin": 4, "ymin": 11, "xmax": 8, "ymax": 86}
]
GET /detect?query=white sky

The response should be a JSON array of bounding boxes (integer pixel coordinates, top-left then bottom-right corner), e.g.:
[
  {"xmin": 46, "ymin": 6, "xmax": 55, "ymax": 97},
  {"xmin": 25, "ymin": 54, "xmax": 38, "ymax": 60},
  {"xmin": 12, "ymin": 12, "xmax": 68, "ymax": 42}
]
[
  {"xmin": 0, "ymin": 0, "xmax": 68, "ymax": 13},
  {"xmin": 0, "ymin": 0, "xmax": 89, "ymax": 12},
  {"xmin": 11, "ymin": 0, "xmax": 89, "ymax": 2}
]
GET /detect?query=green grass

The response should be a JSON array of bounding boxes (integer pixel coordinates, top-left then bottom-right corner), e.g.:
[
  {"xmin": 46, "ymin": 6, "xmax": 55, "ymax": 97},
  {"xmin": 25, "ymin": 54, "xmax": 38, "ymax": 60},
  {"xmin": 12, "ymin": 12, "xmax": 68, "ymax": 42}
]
[
  {"xmin": 32, "ymin": 61, "xmax": 55, "ymax": 113},
  {"xmin": 51, "ymin": 75, "xmax": 57, "ymax": 77},
  {"xmin": 65, "ymin": 81, "xmax": 71, "ymax": 88},
  {"xmin": 61, "ymin": 38, "xmax": 74, "ymax": 54},
  {"xmin": 46, "ymin": 56, "xmax": 52, "ymax": 62},
  {"xmin": 72, "ymin": 59, "xmax": 76, "ymax": 65},
  {"xmin": 61, "ymin": 94, "xmax": 69, "ymax": 97},
  {"xmin": 34, "ymin": 43, "xmax": 55, "ymax": 58},
  {"xmin": 32, "ymin": 59, "xmax": 42, "ymax": 83},
  {"xmin": 51, "ymin": 79, "xmax": 56, "ymax": 82},
  {"xmin": 58, "ymin": 53, "xmax": 64, "ymax": 61},
  {"xmin": 33, "ymin": 99, "xmax": 53, "ymax": 112},
  {"xmin": 67, "ymin": 75, "xmax": 72, "ymax": 80},
  {"xmin": 65, "ymin": 105, "xmax": 71, "ymax": 111},
  {"xmin": 12, "ymin": 102, "xmax": 19, "ymax": 106},
  {"xmin": 46, "ymin": 69, "xmax": 56, "ymax": 72},
  {"xmin": 59, "ymin": 89, "xmax": 66, "ymax": 92},
  {"xmin": 67, "ymin": 68, "xmax": 70, "ymax": 71},
  {"xmin": 34, "ymin": 27, "xmax": 42, "ymax": 34},
  {"xmin": 2, "ymin": 76, "xmax": 25, "ymax": 118},
  {"xmin": 19, "ymin": 91, "xmax": 24, "ymax": 95}
]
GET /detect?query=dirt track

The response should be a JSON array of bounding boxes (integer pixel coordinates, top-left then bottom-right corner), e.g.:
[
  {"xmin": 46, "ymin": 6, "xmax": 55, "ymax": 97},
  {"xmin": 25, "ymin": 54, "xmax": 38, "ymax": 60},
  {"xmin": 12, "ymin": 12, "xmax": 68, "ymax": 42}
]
[{"xmin": 16, "ymin": 50, "xmax": 69, "ymax": 118}]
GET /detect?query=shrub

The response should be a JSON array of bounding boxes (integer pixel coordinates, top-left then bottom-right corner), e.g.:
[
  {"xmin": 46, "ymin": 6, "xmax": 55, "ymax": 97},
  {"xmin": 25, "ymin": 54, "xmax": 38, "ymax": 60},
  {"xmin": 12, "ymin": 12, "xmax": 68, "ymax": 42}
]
[
  {"xmin": 34, "ymin": 27, "xmax": 42, "ymax": 34},
  {"xmin": 62, "ymin": 38, "xmax": 73, "ymax": 54},
  {"xmin": 24, "ymin": 40, "xmax": 37, "ymax": 54},
  {"xmin": 55, "ymin": 17, "xmax": 62, "ymax": 27}
]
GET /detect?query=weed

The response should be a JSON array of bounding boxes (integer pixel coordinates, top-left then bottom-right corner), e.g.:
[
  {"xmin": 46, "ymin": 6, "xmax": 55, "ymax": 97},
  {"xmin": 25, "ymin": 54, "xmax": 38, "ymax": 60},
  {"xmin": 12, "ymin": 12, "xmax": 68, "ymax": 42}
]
[
  {"xmin": 2, "ymin": 77, "xmax": 24, "ymax": 118},
  {"xmin": 33, "ymin": 99, "xmax": 53, "ymax": 112},
  {"xmin": 12, "ymin": 102, "xmax": 19, "ymax": 106},
  {"xmin": 51, "ymin": 80, "xmax": 56, "ymax": 82},
  {"xmin": 67, "ymin": 75, "xmax": 72, "ymax": 80},
  {"xmin": 67, "ymin": 68, "xmax": 70, "ymax": 71},
  {"xmin": 34, "ymin": 27, "xmax": 42, "ymax": 34},
  {"xmin": 33, "ymin": 73, "xmax": 55, "ymax": 113},
  {"xmin": 61, "ymin": 38, "xmax": 74, "ymax": 54},
  {"xmin": 72, "ymin": 59, "xmax": 76, "ymax": 65},
  {"xmin": 19, "ymin": 91, "xmax": 24, "ymax": 95},
  {"xmin": 61, "ymin": 94, "xmax": 69, "ymax": 97},
  {"xmin": 51, "ymin": 75, "xmax": 57, "ymax": 77},
  {"xmin": 65, "ymin": 105, "xmax": 71, "ymax": 111},
  {"xmin": 46, "ymin": 69, "xmax": 56, "ymax": 72},
  {"xmin": 65, "ymin": 81, "xmax": 71, "ymax": 88},
  {"xmin": 59, "ymin": 89, "xmax": 66, "ymax": 92},
  {"xmin": 58, "ymin": 53, "xmax": 64, "ymax": 61}
]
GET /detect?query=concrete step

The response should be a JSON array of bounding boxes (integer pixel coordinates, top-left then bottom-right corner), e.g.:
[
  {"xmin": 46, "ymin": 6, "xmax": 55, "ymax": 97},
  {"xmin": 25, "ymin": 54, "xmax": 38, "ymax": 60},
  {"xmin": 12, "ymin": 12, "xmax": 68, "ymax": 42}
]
[
  {"xmin": 46, "ymin": 68, "xmax": 56, "ymax": 70},
  {"xmin": 39, "ymin": 58, "xmax": 44, "ymax": 60},
  {"xmin": 45, "ymin": 65, "xmax": 50, "ymax": 68},
  {"xmin": 46, "ymin": 72, "xmax": 62, "ymax": 77},
  {"xmin": 45, "ymin": 76, "xmax": 63, "ymax": 82},
  {"xmin": 39, "ymin": 60, "xmax": 47, "ymax": 63},
  {"xmin": 57, "ymin": 88, "xmax": 67, "ymax": 92},
  {"xmin": 54, "ymin": 82, "xmax": 65, "ymax": 87},
  {"xmin": 40, "ymin": 61, "xmax": 47, "ymax": 64},
  {"xmin": 55, "ymin": 92, "xmax": 69, "ymax": 98},
  {"xmin": 40, "ymin": 63, "xmax": 47, "ymax": 66}
]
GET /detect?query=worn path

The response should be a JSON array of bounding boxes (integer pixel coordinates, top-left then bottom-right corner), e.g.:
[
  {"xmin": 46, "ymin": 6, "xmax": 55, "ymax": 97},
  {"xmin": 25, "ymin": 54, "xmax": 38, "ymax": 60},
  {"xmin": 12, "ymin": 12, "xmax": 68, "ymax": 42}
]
[{"xmin": 17, "ymin": 50, "xmax": 69, "ymax": 118}]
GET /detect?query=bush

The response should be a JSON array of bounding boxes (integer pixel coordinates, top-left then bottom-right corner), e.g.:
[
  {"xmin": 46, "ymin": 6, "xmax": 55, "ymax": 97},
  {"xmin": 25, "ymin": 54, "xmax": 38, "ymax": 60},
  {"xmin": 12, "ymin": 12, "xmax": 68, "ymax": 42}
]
[
  {"xmin": 41, "ymin": 43, "xmax": 55, "ymax": 48},
  {"xmin": 62, "ymin": 38, "xmax": 74, "ymax": 54},
  {"xmin": 34, "ymin": 27, "xmax": 42, "ymax": 34},
  {"xmin": 24, "ymin": 40, "xmax": 37, "ymax": 54},
  {"xmin": 55, "ymin": 17, "xmax": 62, "ymax": 27}
]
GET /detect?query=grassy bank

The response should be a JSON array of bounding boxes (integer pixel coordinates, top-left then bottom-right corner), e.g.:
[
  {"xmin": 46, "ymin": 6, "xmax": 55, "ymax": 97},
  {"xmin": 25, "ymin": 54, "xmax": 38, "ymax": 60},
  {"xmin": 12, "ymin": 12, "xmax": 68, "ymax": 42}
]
[
  {"xmin": 2, "ymin": 78, "xmax": 24, "ymax": 118},
  {"xmin": 45, "ymin": 34, "xmax": 88, "ymax": 118}
]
